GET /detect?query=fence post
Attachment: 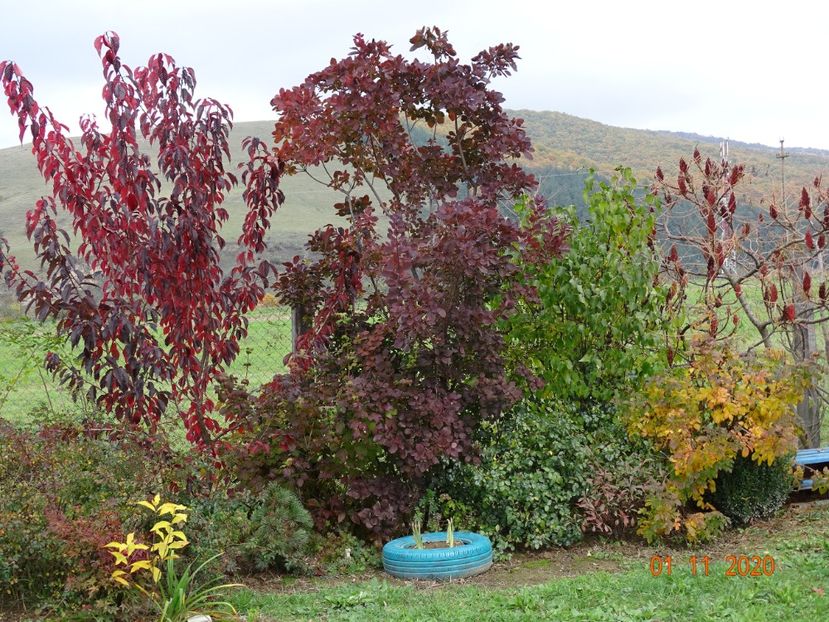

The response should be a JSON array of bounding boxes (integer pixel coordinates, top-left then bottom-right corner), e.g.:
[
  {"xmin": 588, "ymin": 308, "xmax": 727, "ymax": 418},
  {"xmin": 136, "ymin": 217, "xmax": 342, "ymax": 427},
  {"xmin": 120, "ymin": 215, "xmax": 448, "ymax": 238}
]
[{"xmin": 291, "ymin": 304, "xmax": 312, "ymax": 352}]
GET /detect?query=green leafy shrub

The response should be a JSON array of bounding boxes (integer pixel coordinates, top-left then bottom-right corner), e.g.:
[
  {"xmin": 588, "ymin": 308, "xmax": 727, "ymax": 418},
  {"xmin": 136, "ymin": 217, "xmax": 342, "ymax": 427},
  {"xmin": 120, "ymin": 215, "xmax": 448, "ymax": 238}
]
[
  {"xmin": 430, "ymin": 399, "xmax": 591, "ymax": 552},
  {"xmin": 492, "ymin": 170, "xmax": 670, "ymax": 546},
  {"xmin": 504, "ymin": 169, "xmax": 665, "ymax": 406},
  {"xmin": 187, "ymin": 482, "xmax": 314, "ymax": 575},
  {"xmin": 708, "ymin": 454, "xmax": 796, "ymax": 525}
]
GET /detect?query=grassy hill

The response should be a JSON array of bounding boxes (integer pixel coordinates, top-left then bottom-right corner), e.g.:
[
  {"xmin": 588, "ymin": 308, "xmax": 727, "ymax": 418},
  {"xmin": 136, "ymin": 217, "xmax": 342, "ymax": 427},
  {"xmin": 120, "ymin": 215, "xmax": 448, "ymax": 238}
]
[
  {"xmin": 2, "ymin": 113, "xmax": 829, "ymax": 269},
  {"xmin": 0, "ymin": 120, "xmax": 350, "ymax": 270}
]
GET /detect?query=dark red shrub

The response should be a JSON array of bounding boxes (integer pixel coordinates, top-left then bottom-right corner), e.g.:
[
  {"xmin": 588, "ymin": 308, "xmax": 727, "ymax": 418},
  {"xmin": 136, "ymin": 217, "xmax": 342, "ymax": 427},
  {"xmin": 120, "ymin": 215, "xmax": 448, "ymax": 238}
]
[
  {"xmin": 221, "ymin": 27, "xmax": 569, "ymax": 538},
  {"xmin": 577, "ymin": 456, "xmax": 664, "ymax": 539}
]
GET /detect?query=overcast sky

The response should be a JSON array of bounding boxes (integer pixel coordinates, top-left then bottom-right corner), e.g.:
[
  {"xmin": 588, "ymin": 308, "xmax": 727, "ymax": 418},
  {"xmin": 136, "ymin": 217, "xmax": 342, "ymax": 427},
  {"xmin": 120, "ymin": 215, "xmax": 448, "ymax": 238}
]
[{"xmin": 1, "ymin": 0, "xmax": 827, "ymax": 150}]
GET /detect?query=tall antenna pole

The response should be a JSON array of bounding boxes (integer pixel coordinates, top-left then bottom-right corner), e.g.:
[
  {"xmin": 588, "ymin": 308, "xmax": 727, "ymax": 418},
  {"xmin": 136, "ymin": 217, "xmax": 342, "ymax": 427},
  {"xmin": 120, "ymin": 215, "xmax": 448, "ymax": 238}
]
[
  {"xmin": 777, "ymin": 138, "xmax": 789, "ymax": 208},
  {"xmin": 719, "ymin": 138, "xmax": 735, "ymax": 273}
]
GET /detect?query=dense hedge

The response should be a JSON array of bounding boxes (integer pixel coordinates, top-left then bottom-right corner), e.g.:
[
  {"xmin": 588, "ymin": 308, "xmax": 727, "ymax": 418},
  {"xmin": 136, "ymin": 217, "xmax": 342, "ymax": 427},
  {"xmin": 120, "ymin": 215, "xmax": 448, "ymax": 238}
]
[{"xmin": 427, "ymin": 399, "xmax": 591, "ymax": 552}]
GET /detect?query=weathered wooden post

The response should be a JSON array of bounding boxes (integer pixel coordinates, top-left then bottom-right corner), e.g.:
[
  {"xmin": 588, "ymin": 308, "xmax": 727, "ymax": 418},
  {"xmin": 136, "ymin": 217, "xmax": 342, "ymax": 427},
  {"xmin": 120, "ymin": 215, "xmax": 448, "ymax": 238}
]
[{"xmin": 291, "ymin": 304, "xmax": 313, "ymax": 352}]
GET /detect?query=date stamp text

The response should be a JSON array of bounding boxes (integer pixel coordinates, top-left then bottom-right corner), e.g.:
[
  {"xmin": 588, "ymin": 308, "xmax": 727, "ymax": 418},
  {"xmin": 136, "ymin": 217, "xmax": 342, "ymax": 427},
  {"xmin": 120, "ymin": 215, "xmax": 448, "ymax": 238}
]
[{"xmin": 649, "ymin": 554, "xmax": 776, "ymax": 577}]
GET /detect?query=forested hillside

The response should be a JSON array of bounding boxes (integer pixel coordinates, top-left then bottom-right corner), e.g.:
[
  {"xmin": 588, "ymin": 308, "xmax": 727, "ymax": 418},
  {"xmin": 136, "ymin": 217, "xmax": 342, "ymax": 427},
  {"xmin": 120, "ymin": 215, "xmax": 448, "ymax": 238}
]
[
  {"xmin": 518, "ymin": 110, "xmax": 829, "ymax": 208},
  {"xmin": 2, "ymin": 111, "xmax": 828, "ymax": 269}
]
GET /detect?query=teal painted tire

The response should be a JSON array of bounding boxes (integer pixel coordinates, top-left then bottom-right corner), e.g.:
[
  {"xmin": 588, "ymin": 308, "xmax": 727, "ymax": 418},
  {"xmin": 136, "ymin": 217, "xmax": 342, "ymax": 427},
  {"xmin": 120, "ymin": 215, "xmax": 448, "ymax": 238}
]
[{"xmin": 382, "ymin": 531, "xmax": 493, "ymax": 580}]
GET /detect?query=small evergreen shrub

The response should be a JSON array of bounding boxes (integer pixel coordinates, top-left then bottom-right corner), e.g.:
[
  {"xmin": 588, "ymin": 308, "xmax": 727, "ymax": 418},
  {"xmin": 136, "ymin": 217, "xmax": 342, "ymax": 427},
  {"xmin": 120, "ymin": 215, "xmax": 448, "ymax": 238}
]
[
  {"xmin": 708, "ymin": 454, "xmax": 795, "ymax": 525},
  {"xmin": 187, "ymin": 482, "xmax": 314, "ymax": 574}
]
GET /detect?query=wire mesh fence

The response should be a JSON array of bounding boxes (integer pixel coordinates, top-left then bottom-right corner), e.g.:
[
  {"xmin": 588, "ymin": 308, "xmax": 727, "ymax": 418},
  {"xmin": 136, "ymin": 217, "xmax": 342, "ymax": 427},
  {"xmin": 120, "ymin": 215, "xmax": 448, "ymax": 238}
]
[{"xmin": 0, "ymin": 299, "xmax": 294, "ymax": 423}]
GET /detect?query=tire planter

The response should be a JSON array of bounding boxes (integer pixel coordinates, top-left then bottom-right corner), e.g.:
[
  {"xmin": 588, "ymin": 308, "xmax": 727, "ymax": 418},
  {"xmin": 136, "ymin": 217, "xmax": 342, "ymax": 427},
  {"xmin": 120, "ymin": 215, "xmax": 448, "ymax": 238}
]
[{"xmin": 382, "ymin": 531, "xmax": 493, "ymax": 580}]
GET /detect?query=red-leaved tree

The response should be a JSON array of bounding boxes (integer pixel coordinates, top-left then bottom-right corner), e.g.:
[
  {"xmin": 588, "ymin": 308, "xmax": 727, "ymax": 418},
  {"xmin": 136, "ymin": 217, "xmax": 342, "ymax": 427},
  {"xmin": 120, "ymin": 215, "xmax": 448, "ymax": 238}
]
[
  {"xmin": 221, "ymin": 27, "xmax": 569, "ymax": 537},
  {"xmin": 0, "ymin": 32, "xmax": 283, "ymax": 446}
]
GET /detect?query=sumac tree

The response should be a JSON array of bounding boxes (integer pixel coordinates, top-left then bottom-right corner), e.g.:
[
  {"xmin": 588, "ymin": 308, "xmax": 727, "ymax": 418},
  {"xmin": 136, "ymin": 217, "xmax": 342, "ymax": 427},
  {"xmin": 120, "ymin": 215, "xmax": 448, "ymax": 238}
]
[
  {"xmin": 221, "ymin": 27, "xmax": 568, "ymax": 537},
  {"xmin": 656, "ymin": 150, "xmax": 829, "ymax": 446},
  {"xmin": 0, "ymin": 33, "xmax": 283, "ymax": 446}
]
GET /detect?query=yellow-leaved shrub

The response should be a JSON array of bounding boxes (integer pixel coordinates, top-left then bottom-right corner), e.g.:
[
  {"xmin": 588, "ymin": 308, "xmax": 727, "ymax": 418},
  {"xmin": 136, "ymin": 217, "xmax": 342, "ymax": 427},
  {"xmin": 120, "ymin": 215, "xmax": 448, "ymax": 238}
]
[
  {"xmin": 624, "ymin": 339, "xmax": 812, "ymax": 543},
  {"xmin": 105, "ymin": 494, "xmax": 189, "ymax": 590}
]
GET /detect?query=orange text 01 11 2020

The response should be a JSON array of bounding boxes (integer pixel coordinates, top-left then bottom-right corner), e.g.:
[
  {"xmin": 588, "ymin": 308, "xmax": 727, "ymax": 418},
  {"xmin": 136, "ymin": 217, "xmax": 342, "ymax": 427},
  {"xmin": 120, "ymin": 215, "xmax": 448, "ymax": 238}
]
[{"xmin": 649, "ymin": 555, "xmax": 776, "ymax": 577}]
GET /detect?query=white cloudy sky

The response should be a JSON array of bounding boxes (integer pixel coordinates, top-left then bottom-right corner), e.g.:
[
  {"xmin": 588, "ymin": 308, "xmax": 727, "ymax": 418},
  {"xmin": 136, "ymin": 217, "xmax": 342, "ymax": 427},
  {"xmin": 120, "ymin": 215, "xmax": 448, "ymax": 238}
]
[{"xmin": 1, "ymin": 0, "xmax": 827, "ymax": 149}]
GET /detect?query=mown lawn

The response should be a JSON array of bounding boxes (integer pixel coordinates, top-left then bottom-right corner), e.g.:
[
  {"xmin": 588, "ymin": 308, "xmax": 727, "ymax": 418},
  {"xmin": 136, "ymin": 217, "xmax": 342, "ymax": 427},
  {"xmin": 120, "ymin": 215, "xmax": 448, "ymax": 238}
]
[{"xmin": 228, "ymin": 502, "xmax": 829, "ymax": 622}]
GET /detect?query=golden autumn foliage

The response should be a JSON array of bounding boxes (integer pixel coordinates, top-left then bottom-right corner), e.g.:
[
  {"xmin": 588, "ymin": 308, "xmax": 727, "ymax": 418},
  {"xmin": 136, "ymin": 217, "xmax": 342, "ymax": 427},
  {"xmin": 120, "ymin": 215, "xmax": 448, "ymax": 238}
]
[
  {"xmin": 624, "ymin": 339, "xmax": 813, "ymax": 543},
  {"xmin": 105, "ymin": 494, "xmax": 189, "ymax": 591},
  {"xmin": 103, "ymin": 495, "xmax": 240, "ymax": 622}
]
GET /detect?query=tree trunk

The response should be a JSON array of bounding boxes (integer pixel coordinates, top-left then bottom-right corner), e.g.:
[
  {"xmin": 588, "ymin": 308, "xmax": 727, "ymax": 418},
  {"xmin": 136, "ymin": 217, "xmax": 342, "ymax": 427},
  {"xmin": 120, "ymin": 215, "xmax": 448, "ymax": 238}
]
[{"xmin": 793, "ymin": 265, "xmax": 822, "ymax": 447}]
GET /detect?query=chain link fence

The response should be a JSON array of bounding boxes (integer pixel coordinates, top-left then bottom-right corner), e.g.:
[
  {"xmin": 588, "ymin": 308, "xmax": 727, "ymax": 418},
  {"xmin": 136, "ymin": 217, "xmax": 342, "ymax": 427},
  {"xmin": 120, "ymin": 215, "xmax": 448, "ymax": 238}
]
[{"xmin": 0, "ymin": 296, "xmax": 294, "ymax": 423}]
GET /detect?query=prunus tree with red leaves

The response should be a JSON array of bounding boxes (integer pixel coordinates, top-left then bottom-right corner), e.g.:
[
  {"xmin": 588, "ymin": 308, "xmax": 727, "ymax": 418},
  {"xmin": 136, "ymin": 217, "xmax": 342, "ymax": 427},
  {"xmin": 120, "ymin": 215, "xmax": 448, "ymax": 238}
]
[
  {"xmin": 221, "ymin": 27, "xmax": 569, "ymax": 537},
  {"xmin": 0, "ymin": 32, "xmax": 283, "ymax": 447}
]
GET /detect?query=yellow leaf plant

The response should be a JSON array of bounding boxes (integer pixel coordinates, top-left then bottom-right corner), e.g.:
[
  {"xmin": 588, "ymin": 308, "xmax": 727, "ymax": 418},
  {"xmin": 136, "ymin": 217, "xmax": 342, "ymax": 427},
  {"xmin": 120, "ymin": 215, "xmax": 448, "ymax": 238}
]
[
  {"xmin": 103, "ymin": 494, "xmax": 240, "ymax": 622},
  {"xmin": 624, "ymin": 338, "xmax": 813, "ymax": 543},
  {"xmin": 105, "ymin": 494, "xmax": 188, "ymax": 592}
]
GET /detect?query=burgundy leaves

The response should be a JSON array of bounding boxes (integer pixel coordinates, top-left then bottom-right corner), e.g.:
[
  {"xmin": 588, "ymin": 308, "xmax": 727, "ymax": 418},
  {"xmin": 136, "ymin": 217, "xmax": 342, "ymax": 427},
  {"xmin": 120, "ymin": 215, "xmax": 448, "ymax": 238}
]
[
  {"xmin": 221, "ymin": 28, "xmax": 567, "ymax": 537},
  {"xmin": 271, "ymin": 29, "xmax": 534, "ymax": 213},
  {"xmin": 655, "ymin": 147, "xmax": 829, "ymax": 348}
]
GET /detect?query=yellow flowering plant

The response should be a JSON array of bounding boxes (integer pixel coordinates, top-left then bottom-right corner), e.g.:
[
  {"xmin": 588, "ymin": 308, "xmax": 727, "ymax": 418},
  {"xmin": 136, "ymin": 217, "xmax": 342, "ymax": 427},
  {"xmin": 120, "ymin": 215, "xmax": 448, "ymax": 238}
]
[{"xmin": 104, "ymin": 494, "xmax": 241, "ymax": 622}]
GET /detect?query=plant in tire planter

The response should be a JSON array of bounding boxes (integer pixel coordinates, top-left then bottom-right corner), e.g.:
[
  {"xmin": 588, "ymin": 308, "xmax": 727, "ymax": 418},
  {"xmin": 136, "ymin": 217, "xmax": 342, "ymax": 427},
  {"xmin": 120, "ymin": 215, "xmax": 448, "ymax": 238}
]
[{"xmin": 382, "ymin": 521, "xmax": 492, "ymax": 581}]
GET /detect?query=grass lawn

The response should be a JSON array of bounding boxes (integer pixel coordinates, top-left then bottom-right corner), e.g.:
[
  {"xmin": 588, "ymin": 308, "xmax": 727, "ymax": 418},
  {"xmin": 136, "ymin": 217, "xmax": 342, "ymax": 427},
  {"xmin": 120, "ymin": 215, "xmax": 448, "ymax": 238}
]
[
  {"xmin": 0, "ymin": 306, "xmax": 292, "ymax": 425},
  {"xmin": 228, "ymin": 501, "xmax": 829, "ymax": 622}
]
